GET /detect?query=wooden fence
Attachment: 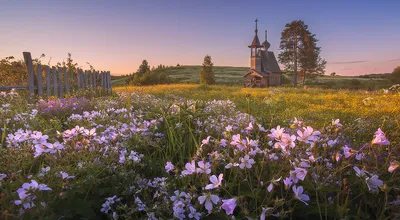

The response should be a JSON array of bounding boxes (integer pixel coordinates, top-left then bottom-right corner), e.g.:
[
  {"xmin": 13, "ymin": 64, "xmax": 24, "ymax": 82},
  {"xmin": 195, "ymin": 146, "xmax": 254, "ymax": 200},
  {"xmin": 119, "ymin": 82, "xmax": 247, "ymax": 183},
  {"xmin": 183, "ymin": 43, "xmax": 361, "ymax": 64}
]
[{"xmin": 0, "ymin": 52, "xmax": 112, "ymax": 97}]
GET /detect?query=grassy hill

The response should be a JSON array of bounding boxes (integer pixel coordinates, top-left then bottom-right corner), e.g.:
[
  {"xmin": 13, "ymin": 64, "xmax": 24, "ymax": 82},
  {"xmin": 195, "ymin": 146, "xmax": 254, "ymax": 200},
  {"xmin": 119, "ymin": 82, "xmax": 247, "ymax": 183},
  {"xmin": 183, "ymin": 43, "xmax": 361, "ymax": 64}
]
[{"xmin": 112, "ymin": 65, "xmax": 394, "ymax": 90}]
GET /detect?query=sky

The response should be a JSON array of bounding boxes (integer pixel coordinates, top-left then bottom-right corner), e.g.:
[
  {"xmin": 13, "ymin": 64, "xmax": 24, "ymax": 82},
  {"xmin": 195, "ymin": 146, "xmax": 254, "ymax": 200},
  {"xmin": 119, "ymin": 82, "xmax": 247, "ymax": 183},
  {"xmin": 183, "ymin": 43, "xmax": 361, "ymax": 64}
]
[{"xmin": 1, "ymin": 0, "xmax": 400, "ymax": 76}]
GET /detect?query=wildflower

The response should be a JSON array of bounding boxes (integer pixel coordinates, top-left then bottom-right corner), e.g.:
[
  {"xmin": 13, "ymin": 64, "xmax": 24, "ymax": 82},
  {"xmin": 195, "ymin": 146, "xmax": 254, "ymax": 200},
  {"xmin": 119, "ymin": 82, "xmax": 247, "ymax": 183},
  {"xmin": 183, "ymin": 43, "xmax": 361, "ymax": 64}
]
[
  {"xmin": 226, "ymin": 125, "xmax": 233, "ymax": 132},
  {"xmin": 267, "ymin": 177, "xmax": 282, "ymax": 192},
  {"xmin": 372, "ymin": 128, "xmax": 390, "ymax": 145},
  {"xmin": 297, "ymin": 126, "xmax": 320, "ymax": 144},
  {"xmin": 283, "ymin": 177, "xmax": 293, "ymax": 189},
  {"xmin": 59, "ymin": 171, "xmax": 75, "ymax": 180},
  {"xmin": 0, "ymin": 173, "xmax": 6, "ymax": 180},
  {"xmin": 388, "ymin": 161, "xmax": 399, "ymax": 173},
  {"xmin": 332, "ymin": 119, "xmax": 342, "ymax": 127},
  {"xmin": 292, "ymin": 185, "xmax": 310, "ymax": 205},
  {"xmin": 220, "ymin": 139, "xmax": 227, "ymax": 147},
  {"xmin": 221, "ymin": 198, "xmax": 236, "ymax": 215},
  {"xmin": 239, "ymin": 155, "xmax": 255, "ymax": 169},
  {"xmin": 83, "ymin": 128, "xmax": 96, "ymax": 137},
  {"xmin": 135, "ymin": 197, "xmax": 147, "ymax": 211},
  {"xmin": 343, "ymin": 145, "xmax": 356, "ymax": 158},
  {"xmin": 196, "ymin": 161, "xmax": 211, "ymax": 174},
  {"xmin": 260, "ymin": 207, "xmax": 274, "ymax": 220},
  {"xmin": 100, "ymin": 196, "xmax": 120, "ymax": 214},
  {"xmin": 268, "ymin": 125, "xmax": 284, "ymax": 140},
  {"xmin": 365, "ymin": 175, "xmax": 383, "ymax": 193},
  {"xmin": 280, "ymin": 133, "xmax": 296, "ymax": 148},
  {"xmin": 182, "ymin": 160, "xmax": 196, "ymax": 176},
  {"xmin": 165, "ymin": 161, "xmax": 175, "ymax": 172},
  {"xmin": 246, "ymin": 122, "xmax": 253, "ymax": 131},
  {"xmin": 205, "ymin": 174, "xmax": 223, "ymax": 190},
  {"xmin": 290, "ymin": 167, "xmax": 308, "ymax": 182},
  {"xmin": 188, "ymin": 206, "xmax": 201, "ymax": 219},
  {"xmin": 198, "ymin": 194, "xmax": 220, "ymax": 214},
  {"xmin": 202, "ymin": 136, "xmax": 211, "ymax": 145},
  {"xmin": 353, "ymin": 166, "xmax": 368, "ymax": 177},
  {"xmin": 14, "ymin": 180, "xmax": 51, "ymax": 210}
]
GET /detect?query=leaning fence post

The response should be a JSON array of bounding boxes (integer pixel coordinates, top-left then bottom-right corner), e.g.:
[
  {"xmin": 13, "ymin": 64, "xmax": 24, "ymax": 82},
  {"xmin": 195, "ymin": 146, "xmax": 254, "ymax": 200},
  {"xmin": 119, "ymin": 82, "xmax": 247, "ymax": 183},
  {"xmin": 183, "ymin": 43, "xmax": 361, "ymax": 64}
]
[
  {"xmin": 52, "ymin": 67, "xmax": 58, "ymax": 97},
  {"xmin": 37, "ymin": 64, "xmax": 43, "ymax": 97},
  {"xmin": 45, "ymin": 66, "xmax": 51, "ymax": 97},
  {"xmin": 23, "ymin": 52, "xmax": 36, "ymax": 96}
]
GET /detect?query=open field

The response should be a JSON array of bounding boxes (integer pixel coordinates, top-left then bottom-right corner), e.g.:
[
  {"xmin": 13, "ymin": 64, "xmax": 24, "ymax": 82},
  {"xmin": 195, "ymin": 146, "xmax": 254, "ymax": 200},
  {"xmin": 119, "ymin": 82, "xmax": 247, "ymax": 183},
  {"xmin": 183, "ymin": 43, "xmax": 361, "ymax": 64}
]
[
  {"xmin": 112, "ymin": 65, "xmax": 394, "ymax": 90},
  {"xmin": 1, "ymin": 85, "xmax": 399, "ymax": 219}
]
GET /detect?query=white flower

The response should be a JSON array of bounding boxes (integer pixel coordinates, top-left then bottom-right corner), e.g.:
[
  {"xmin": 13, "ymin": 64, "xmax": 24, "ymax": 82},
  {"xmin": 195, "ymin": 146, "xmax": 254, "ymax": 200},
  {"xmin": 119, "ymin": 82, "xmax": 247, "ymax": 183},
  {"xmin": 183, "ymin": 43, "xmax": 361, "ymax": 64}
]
[
  {"xmin": 292, "ymin": 185, "xmax": 310, "ymax": 205},
  {"xmin": 239, "ymin": 155, "xmax": 255, "ymax": 169},
  {"xmin": 205, "ymin": 174, "xmax": 223, "ymax": 190},
  {"xmin": 165, "ymin": 161, "xmax": 175, "ymax": 172},
  {"xmin": 181, "ymin": 160, "xmax": 196, "ymax": 176},
  {"xmin": 198, "ymin": 194, "xmax": 220, "ymax": 214}
]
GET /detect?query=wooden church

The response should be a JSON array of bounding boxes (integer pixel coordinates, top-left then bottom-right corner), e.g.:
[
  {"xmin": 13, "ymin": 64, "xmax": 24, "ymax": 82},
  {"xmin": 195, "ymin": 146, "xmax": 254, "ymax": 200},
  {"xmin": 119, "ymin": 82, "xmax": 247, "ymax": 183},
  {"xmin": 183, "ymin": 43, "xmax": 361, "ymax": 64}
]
[{"xmin": 244, "ymin": 19, "xmax": 282, "ymax": 87}]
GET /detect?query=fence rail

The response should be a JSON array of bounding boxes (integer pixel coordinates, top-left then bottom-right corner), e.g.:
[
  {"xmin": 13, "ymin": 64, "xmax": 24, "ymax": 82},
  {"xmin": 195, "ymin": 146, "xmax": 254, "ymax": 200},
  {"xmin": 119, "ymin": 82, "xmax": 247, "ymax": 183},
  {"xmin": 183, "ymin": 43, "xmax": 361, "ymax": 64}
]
[{"xmin": 0, "ymin": 52, "xmax": 112, "ymax": 97}]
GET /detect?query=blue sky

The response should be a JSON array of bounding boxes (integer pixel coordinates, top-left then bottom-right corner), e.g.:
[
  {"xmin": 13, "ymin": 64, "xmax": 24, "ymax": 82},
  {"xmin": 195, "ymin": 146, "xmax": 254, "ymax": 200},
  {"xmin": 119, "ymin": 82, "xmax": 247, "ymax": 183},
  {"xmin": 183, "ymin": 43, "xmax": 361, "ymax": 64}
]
[{"xmin": 1, "ymin": 0, "xmax": 399, "ymax": 75}]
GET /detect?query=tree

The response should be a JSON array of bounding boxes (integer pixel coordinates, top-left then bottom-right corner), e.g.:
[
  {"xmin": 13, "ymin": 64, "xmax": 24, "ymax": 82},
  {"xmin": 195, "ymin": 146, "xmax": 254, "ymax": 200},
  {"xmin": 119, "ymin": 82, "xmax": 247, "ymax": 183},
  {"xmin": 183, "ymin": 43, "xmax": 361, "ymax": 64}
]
[
  {"xmin": 392, "ymin": 66, "xmax": 400, "ymax": 83},
  {"xmin": 330, "ymin": 72, "xmax": 336, "ymax": 76},
  {"xmin": 200, "ymin": 55, "xmax": 215, "ymax": 85},
  {"xmin": 136, "ymin": 60, "xmax": 150, "ymax": 77},
  {"xmin": 278, "ymin": 20, "xmax": 326, "ymax": 87}
]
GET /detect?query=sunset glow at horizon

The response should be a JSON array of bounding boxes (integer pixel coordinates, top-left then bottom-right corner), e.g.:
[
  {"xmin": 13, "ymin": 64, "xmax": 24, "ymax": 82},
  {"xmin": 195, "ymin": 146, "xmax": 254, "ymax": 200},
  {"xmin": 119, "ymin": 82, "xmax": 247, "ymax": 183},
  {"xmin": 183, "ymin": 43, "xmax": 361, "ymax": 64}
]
[{"xmin": 1, "ymin": 0, "xmax": 399, "ymax": 76}]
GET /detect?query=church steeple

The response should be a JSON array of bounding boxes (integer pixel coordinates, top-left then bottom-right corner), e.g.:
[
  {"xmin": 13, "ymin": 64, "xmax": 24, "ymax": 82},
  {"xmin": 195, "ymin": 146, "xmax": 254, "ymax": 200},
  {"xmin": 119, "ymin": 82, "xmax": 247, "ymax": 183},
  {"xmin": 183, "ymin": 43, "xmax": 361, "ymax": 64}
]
[
  {"xmin": 249, "ymin": 18, "xmax": 262, "ymax": 48},
  {"xmin": 249, "ymin": 19, "xmax": 262, "ymax": 72}
]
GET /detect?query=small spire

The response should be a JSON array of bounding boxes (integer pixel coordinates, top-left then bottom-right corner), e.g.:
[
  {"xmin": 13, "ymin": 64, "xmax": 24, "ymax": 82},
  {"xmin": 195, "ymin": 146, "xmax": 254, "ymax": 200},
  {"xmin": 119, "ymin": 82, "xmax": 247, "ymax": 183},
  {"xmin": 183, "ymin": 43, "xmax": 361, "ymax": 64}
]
[{"xmin": 255, "ymin": 18, "xmax": 258, "ymax": 34}]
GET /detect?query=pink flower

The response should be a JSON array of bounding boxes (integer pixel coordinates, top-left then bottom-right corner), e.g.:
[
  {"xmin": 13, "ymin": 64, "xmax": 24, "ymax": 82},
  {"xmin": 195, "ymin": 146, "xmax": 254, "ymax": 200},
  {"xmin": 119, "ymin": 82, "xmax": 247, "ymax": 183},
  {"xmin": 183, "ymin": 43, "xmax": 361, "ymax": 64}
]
[
  {"xmin": 221, "ymin": 198, "xmax": 236, "ymax": 215},
  {"xmin": 205, "ymin": 174, "xmax": 223, "ymax": 190},
  {"xmin": 388, "ymin": 161, "xmax": 399, "ymax": 173},
  {"xmin": 181, "ymin": 160, "xmax": 196, "ymax": 176},
  {"xmin": 196, "ymin": 161, "xmax": 211, "ymax": 174},
  {"xmin": 239, "ymin": 155, "xmax": 255, "ymax": 169},
  {"xmin": 268, "ymin": 125, "xmax": 284, "ymax": 141},
  {"xmin": 165, "ymin": 162, "xmax": 175, "ymax": 173},
  {"xmin": 292, "ymin": 185, "xmax": 310, "ymax": 205},
  {"xmin": 202, "ymin": 136, "xmax": 211, "ymax": 145},
  {"xmin": 372, "ymin": 128, "xmax": 390, "ymax": 145}
]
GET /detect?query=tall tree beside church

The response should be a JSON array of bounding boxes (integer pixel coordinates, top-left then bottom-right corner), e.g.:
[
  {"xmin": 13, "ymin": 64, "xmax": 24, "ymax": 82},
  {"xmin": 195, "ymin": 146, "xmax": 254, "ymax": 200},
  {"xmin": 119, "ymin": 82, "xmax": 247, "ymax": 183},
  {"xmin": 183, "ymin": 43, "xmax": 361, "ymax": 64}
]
[
  {"xmin": 200, "ymin": 55, "xmax": 215, "ymax": 85},
  {"xmin": 278, "ymin": 20, "xmax": 326, "ymax": 87}
]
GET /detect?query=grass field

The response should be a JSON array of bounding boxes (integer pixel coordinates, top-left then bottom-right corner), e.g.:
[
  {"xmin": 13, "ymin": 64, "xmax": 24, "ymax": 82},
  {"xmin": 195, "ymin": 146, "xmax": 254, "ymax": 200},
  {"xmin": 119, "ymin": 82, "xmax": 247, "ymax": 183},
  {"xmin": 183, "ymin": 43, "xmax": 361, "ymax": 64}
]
[
  {"xmin": 112, "ymin": 65, "xmax": 394, "ymax": 90},
  {"xmin": 114, "ymin": 84, "xmax": 400, "ymax": 131}
]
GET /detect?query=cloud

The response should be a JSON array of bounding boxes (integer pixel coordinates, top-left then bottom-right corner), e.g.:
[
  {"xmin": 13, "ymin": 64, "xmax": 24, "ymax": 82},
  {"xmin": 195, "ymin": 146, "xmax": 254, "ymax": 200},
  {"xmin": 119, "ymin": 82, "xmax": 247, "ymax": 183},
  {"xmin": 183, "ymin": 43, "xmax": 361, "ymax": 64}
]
[
  {"xmin": 387, "ymin": 58, "xmax": 400, "ymax": 62},
  {"xmin": 329, "ymin": 60, "xmax": 368, "ymax": 64}
]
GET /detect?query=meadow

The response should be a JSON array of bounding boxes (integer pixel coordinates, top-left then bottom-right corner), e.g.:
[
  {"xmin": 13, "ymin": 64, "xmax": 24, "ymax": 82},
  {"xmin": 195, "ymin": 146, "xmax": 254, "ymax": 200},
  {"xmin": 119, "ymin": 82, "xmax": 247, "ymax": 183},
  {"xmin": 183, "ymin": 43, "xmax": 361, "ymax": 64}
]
[
  {"xmin": 112, "ymin": 66, "xmax": 393, "ymax": 90},
  {"xmin": 0, "ymin": 85, "xmax": 399, "ymax": 219}
]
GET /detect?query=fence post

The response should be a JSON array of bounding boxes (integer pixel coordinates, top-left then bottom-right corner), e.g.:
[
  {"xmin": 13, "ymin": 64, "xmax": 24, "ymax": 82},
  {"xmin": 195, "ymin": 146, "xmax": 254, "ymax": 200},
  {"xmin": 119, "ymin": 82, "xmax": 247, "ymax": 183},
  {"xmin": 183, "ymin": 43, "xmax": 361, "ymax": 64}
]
[
  {"xmin": 77, "ymin": 69, "xmax": 81, "ymax": 92},
  {"xmin": 58, "ymin": 67, "xmax": 63, "ymax": 97},
  {"xmin": 37, "ymin": 64, "xmax": 43, "ymax": 97},
  {"xmin": 52, "ymin": 67, "xmax": 58, "ymax": 97},
  {"xmin": 64, "ymin": 67, "xmax": 69, "ymax": 94},
  {"xmin": 23, "ymin": 52, "xmax": 36, "ymax": 96},
  {"xmin": 108, "ymin": 71, "xmax": 112, "ymax": 93},
  {"xmin": 89, "ymin": 70, "xmax": 93, "ymax": 95},
  {"xmin": 93, "ymin": 71, "xmax": 97, "ymax": 95},
  {"xmin": 45, "ymin": 66, "xmax": 51, "ymax": 97}
]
